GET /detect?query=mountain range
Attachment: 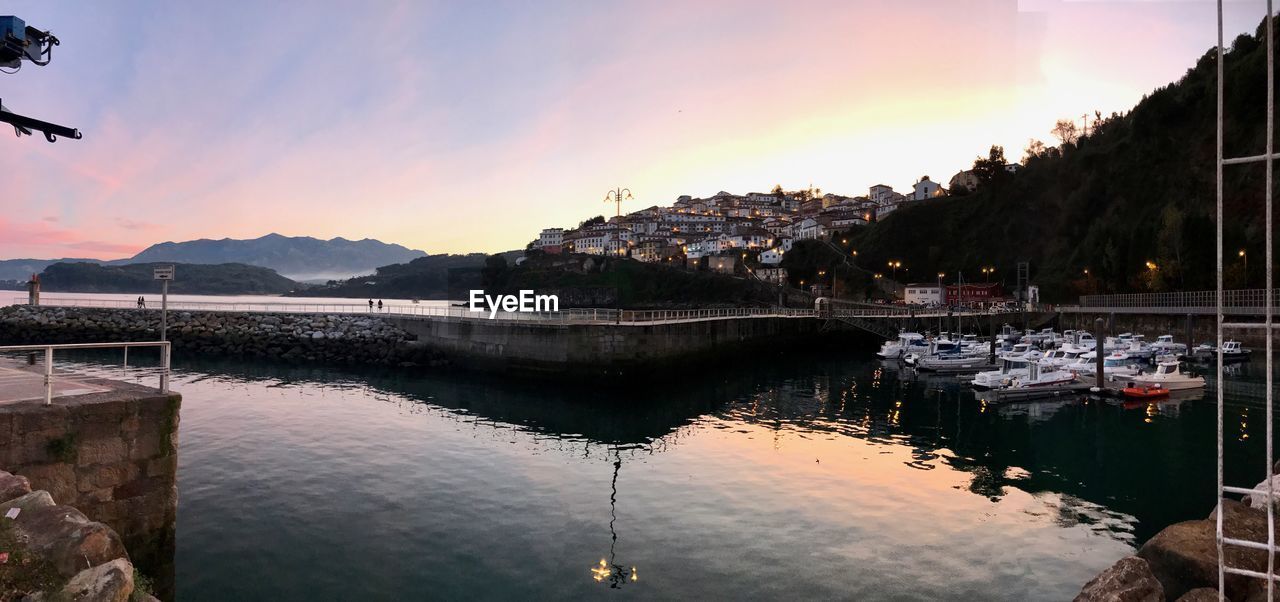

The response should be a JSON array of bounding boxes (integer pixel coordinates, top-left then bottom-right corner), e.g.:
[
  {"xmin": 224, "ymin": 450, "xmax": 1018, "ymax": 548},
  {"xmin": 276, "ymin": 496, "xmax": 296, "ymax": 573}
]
[{"xmin": 0, "ymin": 234, "xmax": 427, "ymax": 283}]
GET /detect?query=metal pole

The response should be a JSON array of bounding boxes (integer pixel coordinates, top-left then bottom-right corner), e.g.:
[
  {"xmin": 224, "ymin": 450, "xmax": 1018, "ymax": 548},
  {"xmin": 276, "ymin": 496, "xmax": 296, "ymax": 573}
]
[
  {"xmin": 161, "ymin": 279, "xmax": 169, "ymax": 342},
  {"xmin": 1214, "ymin": 1, "xmax": 1226, "ymax": 595},
  {"xmin": 1094, "ymin": 317, "xmax": 1105, "ymax": 392},
  {"xmin": 1264, "ymin": 2, "xmax": 1275, "ymax": 595},
  {"xmin": 43, "ymin": 346, "xmax": 53, "ymax": 406},
  {"xmin": 160, "ymin": 343, "xmax": 170, "ymax": 393},
  {"xmin": 989, "ymin": 311, "xmax": 996, "ymax": 364}
]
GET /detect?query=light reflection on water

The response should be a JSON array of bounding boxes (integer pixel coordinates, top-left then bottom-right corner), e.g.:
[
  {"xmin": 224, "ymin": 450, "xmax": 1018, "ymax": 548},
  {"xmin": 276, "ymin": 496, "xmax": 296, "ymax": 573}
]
[{"xmin": 161, "ymin": 352, "xmax": 1275, "ymax": 600}]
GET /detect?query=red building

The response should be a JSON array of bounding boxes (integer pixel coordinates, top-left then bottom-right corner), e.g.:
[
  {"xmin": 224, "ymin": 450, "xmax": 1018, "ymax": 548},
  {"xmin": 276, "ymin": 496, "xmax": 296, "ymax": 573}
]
[{"xmin": 944, "ymin": 283, "xmax": 1005, "ymax": 305}]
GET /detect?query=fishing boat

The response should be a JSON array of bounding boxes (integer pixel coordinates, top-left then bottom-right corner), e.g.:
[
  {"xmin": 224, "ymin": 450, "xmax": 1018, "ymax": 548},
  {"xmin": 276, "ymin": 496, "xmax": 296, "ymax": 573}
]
[
  {"xmin": 1151, "ymin": 335, "xmax": 1188, "ymax": 356},
  {"xmin": 877, "ymin": 332, "xmax": 927, "ymax": 359},
  {"xmin": 1068, "ymin": 351, "xmax": 1142, "ymax": 378},
  {"xmin": 1217, "ymin": 340, "xmax": 1252, "ymax": 363},
  {"xmin": 1006, "ymin": 361, "xmax": 1078, "ymax": 389},
  {"xmin": 972, "ymin": 357, "xmax": 1034, "ymax": 390},
  {"xmin": 1126, "ymin": 361, "xmax": 1206, "ymax": 391}
]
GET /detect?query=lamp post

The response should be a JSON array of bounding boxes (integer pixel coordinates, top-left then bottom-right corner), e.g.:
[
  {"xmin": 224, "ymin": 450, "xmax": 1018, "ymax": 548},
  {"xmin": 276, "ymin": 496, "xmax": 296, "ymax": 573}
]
[
  {"xmin": 604, "ymin": 187, "xmax": 634, "ymax": 217},
  {"xmin": 1240, "ymin": 249, "xmax": 1248, "ymax": 286},
  {"xmin": 889, "ymin": 260, "xmax": 901, "ymax": 281}
]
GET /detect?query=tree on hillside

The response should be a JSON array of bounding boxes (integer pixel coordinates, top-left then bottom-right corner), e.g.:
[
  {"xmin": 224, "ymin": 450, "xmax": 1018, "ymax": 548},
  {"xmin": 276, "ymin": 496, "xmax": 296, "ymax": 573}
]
[
  {"xmin": 580, "ymin": 215, "xmax": 605, "ymax": 228},
  {"xmin": 1051, "ymin": 119, "xmax": 1079, "ymax": 146},
  {"xmin": 771, "ymin": 184, "xmax": 785, "ymax": 195},
  {"xmin": 1023, "ymin": 138, "xmax": 1047, "ymax": 162},
  {"xmin": 972, "ymin": 145, "xmax": 1011, "ymax": 186}
]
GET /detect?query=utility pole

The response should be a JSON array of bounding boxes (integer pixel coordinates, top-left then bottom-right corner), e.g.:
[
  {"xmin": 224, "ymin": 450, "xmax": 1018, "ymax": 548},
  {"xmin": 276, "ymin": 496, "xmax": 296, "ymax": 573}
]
[{"xmin": 604, "ymin": 188, "xmax": 633, "ymax": 218}]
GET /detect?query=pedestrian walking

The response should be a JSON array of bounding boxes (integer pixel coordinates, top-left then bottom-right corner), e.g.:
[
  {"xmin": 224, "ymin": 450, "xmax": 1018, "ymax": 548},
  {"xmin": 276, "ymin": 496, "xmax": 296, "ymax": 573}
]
[
  {"xmin": 377, "ymin": 299, "xmax": 383, "ymax": 312},
  {"xmin": 368, "ymin": 299, "xmax": 374, "ymax": 311}
]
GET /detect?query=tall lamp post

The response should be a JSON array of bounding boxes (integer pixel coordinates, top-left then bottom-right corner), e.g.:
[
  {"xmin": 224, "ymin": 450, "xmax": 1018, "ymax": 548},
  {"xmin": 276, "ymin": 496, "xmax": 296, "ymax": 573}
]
[
  {"xmin": 1240, "ymin": 249, "xmax": 1248, "ymax": 287},
  {"xmin": 604, "ymin": 188, "xmax": 634, "ymax": 217},
  {"xmin": 888, "ymin": 260, "xmax": 901, "ymax": 281}
]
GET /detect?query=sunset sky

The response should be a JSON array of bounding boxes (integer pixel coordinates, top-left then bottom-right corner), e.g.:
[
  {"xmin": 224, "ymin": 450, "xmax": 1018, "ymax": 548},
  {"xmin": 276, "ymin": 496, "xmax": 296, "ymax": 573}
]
[{"xmin": 1, "ymin": 0, "xmax": 1271, "ymax": 259}]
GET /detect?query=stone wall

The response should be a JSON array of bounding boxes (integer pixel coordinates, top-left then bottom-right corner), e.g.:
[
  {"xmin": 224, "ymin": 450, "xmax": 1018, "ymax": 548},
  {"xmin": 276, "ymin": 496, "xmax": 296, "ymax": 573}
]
[
  {"xmin": 0, "ymin": 388, "xmax": 179, "ymax": 597},
  {"xmin": 390, "ymin": 314, "xmax": 838, "ymax": 377},
  {"xmin": 0, "ymin": 305, "xmax": 438, "ymax": 366}
]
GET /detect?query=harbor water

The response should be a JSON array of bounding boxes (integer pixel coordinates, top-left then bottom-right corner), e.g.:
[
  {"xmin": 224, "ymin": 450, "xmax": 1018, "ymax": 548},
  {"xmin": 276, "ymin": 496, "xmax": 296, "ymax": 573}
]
[{"xmin": 157, "ymin": 348, "xmax": 1276, "ymax": 600}]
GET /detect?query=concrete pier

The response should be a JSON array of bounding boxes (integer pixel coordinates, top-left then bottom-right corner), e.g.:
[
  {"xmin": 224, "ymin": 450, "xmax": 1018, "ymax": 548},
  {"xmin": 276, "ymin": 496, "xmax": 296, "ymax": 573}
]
[{"xmin": 0, "ymin": 359, "xmax": 179, "ymax": 598}]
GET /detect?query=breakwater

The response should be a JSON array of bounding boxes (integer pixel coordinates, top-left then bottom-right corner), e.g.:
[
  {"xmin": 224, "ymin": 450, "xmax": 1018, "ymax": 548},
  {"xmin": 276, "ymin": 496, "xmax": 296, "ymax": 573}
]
[
  {"xmin": 385, "ymin": 313, "xmax": 836, "ymax": 376},
  {"xmin": 0, "ymin": 305, "xmax": 868, "ymax": 378},
  {"xmin": 0, "ymin": 305, "xmax": 438, "ymax": 366}
]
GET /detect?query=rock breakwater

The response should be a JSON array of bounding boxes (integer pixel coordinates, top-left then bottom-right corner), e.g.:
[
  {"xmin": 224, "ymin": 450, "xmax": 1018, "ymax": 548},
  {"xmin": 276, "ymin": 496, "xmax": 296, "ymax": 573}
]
[{"xmin": 0, "ymin": 306, "xmax": 442, "ymax": 366}]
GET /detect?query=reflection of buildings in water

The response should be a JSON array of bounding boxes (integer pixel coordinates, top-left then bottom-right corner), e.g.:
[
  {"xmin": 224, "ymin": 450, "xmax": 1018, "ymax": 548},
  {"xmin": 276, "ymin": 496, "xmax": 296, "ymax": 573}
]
[{"xmin": 591, "ymin": 448, "xmax": 638, "ymax": 588}]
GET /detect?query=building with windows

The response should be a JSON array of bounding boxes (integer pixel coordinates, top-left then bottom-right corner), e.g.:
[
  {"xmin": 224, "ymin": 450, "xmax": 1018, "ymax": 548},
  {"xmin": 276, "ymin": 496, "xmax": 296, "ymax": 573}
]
[{"xmin": 904, "ymin": 284, "xmax": 943, "ymax": 306}]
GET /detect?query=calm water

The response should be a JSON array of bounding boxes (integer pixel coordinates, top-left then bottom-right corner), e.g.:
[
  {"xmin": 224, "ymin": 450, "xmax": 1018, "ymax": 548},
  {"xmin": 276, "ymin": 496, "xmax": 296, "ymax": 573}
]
[{"xmin": 153, "ymin": 350, "xmax": 1280, "ymax": 601}]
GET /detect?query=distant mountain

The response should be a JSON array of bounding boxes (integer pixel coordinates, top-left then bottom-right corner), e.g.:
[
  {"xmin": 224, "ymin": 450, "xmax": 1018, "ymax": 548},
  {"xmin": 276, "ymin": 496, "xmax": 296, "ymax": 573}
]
[
  {"xmin": 39, "ymin": 262, "xmax": 300, "ymax": 295},
  {"xmin": 127, "ymin": 233, "xmax": 427, "ymax": 282},
  {"xmin": 0, "ymin": 258, "xmax": 102, "ymax": 281},
  {"xmin": 292, "ymin": 251, "xmax": 523, "ymax": 299}
]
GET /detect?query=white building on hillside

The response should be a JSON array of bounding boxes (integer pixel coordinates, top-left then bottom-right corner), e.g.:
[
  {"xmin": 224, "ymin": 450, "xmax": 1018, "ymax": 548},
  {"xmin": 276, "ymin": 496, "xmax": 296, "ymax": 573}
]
[
  {"xmin": 904, "ymin": 284, "xmax": 943, "ymax": 306},
  {"xmin": 913, "ymin": 176, "xmax": 944, "ymax": 200}
]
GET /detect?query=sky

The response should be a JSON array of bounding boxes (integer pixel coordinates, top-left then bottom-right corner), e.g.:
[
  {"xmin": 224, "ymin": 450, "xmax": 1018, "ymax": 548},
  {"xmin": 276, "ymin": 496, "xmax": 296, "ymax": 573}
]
[{"xmin": 0, "ymin": 0, "xmax": 1272, "ymax": 259}]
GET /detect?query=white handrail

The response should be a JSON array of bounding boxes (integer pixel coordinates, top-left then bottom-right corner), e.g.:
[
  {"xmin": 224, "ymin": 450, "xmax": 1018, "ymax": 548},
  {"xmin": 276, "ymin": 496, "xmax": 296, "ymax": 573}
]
[
  {"xmin": 0, "ymin": 341, "xmax": 171, "ymax": 404},
  {"xmin": 9, "ymin": 297, "xmax": 1024, "ymax": 324}
]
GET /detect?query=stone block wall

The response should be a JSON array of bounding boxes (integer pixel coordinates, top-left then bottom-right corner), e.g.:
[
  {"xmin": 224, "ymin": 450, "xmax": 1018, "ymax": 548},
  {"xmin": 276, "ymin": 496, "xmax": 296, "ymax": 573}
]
[{"xmin": 0, "ymin": 391, "xmax": 179, "ymax": 593}]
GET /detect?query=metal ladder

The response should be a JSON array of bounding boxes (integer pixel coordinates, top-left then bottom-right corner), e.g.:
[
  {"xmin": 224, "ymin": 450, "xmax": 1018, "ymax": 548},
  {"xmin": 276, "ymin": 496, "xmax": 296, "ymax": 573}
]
[{"xmin": 1217, "ymin": 1, "xmax": 1277, "ymax": 598}]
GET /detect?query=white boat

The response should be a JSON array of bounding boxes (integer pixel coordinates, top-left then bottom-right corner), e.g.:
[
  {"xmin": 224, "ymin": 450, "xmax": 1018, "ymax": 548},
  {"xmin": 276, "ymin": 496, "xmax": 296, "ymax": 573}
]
[
  {"xmin": 972, "ymin": 357, "xmax": 1034, "ymax": 389},
  {"xmin": 915, "ymin": 339, "xmax": 992, "ymax": 372},
  {"xmin": 877, "ymin": 332, "xmax": 927, "ymax": 359},
  {"xmin": 1068, "ymin": 351, "xmax": 1142, "ymax": 378},
  {"xmin": 1045, "ymin": 344, "xmax": 1089, "ymax": 368},
  {"xmin": 1126, "ymin": 361, "xmax": 1206, "ymax": 391},
  {"xmin": 1007, "ymin": 361, "xmax": 1078, "ymax": 389},
  {"xmin": 1218, "ymin": 340, "xmax": 1251, "ymax": 363},
  {"xmin": 1151, "ymin": 335, "xmax": 1188, "ymax": 356}
]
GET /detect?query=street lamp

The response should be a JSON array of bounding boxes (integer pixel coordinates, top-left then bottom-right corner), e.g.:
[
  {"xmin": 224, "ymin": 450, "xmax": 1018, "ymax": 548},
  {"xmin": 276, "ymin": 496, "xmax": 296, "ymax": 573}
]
[
  {"xmin": 1240, "ymin": 249, "xmax": 1248, "ymax": 286},
  {"xmin": 888, "ymin": 260, "xmax": 901, "ymax": 280},
  {"xmin": 1145, "ymin": 260, "xmax": 1158, "ymax": 271}
]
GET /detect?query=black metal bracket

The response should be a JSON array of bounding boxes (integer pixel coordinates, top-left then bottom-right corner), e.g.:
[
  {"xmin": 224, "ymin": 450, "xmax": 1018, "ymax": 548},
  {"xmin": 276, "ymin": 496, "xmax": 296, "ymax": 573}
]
[{"xmin": 0, "ymin": 98, "xmax": 81, "ymax": 142}]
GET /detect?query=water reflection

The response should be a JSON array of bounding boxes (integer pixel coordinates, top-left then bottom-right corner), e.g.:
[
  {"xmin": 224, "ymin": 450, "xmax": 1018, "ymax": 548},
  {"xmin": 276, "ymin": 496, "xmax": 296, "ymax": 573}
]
[
  {"xmin": 157, "ymin": 350, "xmax": 1280, "ymax": 600},
  {"xmin": 590, "ymin": 449, "xmax": 638, "ymax": 588}
]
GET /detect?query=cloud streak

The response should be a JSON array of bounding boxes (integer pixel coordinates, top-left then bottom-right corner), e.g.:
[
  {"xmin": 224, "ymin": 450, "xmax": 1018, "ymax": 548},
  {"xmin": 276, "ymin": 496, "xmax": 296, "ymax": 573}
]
[{"xmin": 2, "ymin": 0, "xmax": 1271, "ymax": 259}]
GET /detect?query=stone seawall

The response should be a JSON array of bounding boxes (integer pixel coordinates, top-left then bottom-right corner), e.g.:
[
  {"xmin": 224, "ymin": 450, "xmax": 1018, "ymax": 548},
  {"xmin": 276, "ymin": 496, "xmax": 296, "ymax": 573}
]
[
  {"xmin": 0, "ymin": 386, "xmax": 179, "ymax": 598},
  {"xmin": 389, "ymin": 314, "xmax": 839, "ymax": 377},
  {"xmin": 0, "ymin": 305, "xmax": 439, "ymax": 366}
]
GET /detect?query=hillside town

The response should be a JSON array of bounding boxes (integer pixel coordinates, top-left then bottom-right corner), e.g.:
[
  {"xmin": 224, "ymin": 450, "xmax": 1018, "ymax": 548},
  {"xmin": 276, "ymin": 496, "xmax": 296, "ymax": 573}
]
[{"xmin": 530, "ymin": 173, "xmax": 964, "ymax": 267}]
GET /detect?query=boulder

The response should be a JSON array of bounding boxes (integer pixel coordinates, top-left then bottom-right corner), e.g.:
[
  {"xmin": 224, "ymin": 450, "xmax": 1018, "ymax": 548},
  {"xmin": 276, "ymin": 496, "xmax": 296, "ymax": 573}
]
[
  {"xmin": 1247, "ymin": 475, "xmax": 1280, "ymax": 512},
  {"xmin": 1074, "ymin": 556, "xmax": 1163, "ymax": 602},
  {"xmin": 1176, "ymin": 588, "xmax": 1223, "ymax": 602},
  {"xmin": 1142, "ymin": 500, "xmax": 1272, "ymax": 600},
  {"xmin": 0, "ymin": 470, "xmax": 32, "ymax": 501},
  {"xmin": 11, "ymin": 502, "xmax": 129, "ymax": 578},
  {"xmin": 59, "ymin": 557, "xmax": 135, "ymax": 602}
]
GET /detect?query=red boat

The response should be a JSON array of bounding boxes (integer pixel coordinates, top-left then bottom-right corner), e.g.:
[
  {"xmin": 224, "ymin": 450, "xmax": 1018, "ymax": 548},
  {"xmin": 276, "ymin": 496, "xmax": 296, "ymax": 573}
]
[{"xmin": 1123, "ymin": 384, "xmax": 1169, "ymax": 399}]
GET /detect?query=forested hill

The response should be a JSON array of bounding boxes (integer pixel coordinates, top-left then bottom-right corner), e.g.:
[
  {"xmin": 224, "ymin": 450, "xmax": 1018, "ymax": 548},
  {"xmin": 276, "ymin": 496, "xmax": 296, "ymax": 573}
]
[
  {"xmin": 38, "ymin": 262, "xmax": 300, "ymax": 295},
  {"xmin": 850, "ymin": 18, "xmax": 1278, "ymax": 301}
]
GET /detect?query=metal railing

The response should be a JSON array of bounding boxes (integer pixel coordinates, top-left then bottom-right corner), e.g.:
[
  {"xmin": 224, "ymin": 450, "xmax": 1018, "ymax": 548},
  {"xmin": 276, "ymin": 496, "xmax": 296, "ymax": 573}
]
[
  {"xmin": 0, "ymin": 341, "xmax": 171, "ymax": 405},
  {"xmin": 1079, "ymin": 289, "xmax": 1280, "ymax": 308},
  {"xmin": 11, "ymin": 296, "xmax": 1034, "ymax": 325},
  {"xmin": 1216, "ymin": 2, "xmax": 1277, "ymax": 598}
]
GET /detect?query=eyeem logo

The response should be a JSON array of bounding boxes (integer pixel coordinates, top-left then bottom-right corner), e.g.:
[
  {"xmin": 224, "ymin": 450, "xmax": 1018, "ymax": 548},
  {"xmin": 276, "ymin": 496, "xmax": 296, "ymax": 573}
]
[{"xmin": 469, "ymin": 290, "xmax": 559, "ymax": 319}]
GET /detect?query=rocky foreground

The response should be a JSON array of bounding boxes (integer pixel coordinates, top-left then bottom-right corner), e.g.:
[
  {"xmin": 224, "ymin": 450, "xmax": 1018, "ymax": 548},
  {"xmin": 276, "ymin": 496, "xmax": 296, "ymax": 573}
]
[
  {"xmin": 0, "ymin": 305, "xmax": 445, "ymax": 366},
  {"xmin": 1077, "ymin": 470, "xmax": 1280, "ymax": 601},
  {"xmin": 0, "ymin": 469, "xmax": 153, "ymax": 601}
]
